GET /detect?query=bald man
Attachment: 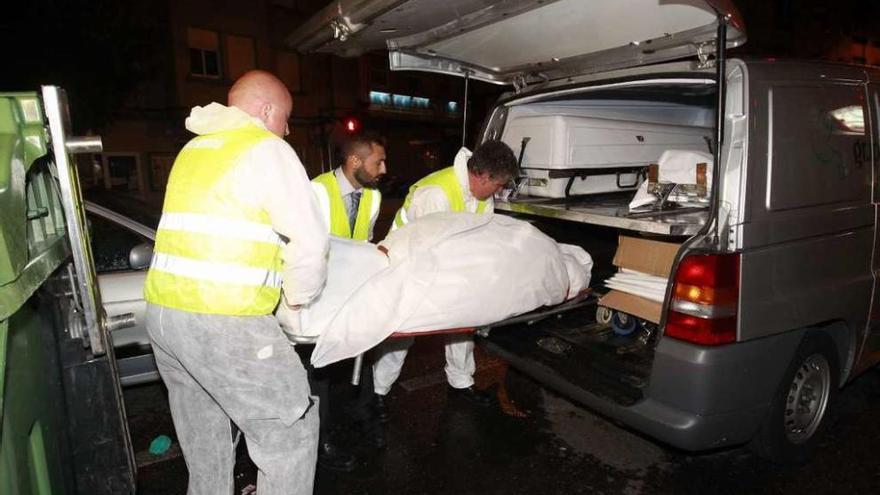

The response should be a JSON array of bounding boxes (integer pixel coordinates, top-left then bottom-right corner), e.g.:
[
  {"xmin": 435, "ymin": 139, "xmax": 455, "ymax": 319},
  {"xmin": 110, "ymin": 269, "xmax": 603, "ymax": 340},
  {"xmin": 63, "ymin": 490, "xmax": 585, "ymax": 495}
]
[{"xmin": 144, "ymin": 70, "xmax": 327, "ymax": 495}]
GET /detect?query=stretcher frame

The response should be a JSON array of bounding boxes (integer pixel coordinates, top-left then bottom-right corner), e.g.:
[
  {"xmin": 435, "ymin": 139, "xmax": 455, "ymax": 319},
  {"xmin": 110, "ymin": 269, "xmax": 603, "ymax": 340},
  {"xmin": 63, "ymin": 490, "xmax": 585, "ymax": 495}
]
[{"xmin": 290, "ymin": 289, "xmax": 594, "ymax": 386}]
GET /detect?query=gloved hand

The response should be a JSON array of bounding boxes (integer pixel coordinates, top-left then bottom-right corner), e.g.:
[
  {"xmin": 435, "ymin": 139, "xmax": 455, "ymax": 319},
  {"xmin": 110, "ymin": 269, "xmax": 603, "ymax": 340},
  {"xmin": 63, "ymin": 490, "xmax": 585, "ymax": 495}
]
[{"xmin": 277, "ymin": 304, "xmax": 303, "ymax": 344}]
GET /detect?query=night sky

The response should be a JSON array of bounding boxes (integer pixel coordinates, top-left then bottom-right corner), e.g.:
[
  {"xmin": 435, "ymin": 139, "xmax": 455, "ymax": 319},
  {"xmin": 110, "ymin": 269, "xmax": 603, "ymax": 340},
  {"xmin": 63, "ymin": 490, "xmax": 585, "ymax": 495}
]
[{"xmin": 2, "ymin": 0, "xmax": 879, "ymax": 133}]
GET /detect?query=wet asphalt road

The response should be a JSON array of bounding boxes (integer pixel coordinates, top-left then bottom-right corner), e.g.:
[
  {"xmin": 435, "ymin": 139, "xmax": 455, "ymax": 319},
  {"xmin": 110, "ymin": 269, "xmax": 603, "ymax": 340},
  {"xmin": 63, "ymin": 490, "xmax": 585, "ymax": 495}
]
[{"xmin": 129, "ymin": 335, "xmax": 880, "ymax": 495}]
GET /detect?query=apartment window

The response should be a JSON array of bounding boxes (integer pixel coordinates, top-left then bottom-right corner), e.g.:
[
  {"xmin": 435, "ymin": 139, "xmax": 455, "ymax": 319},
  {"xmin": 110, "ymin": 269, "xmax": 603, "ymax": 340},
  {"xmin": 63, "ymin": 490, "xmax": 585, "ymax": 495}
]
[
  {"xmin": 226, "ymin": 34, "xmax": 256, "ymax": 80},
  {"xmin": 149, "ymin": 153, "xmax": 175, "ymax": 191},
  {"xmin": 188, "ymin": 27, "xmax": 221, "ymax": 78},
  {"xmin": 369, "ymin": 90, "xmax": 432, "ymax": 113},
  {"xmin": 106, "ymin": 155, "xmax": 139, "ymax": 191}
]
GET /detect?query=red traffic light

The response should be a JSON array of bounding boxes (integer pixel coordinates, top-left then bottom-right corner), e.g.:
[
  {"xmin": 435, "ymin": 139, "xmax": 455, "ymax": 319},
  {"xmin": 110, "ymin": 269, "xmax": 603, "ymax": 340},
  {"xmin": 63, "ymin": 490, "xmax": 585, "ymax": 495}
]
[{"xmin": 343, "ymin": 117, "xmax": 360, "ymax": 134}]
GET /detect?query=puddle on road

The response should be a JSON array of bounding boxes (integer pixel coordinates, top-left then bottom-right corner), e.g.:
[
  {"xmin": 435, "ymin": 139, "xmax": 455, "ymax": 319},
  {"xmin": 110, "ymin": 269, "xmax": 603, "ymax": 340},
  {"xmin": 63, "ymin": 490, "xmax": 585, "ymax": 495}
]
[
  {"xmin": 536, "ymin": 389, "xmax": 672, "ymax": 495},
  {"xmin": 540, "ymin": 389, "xmax": 668, "ymax": 471}
]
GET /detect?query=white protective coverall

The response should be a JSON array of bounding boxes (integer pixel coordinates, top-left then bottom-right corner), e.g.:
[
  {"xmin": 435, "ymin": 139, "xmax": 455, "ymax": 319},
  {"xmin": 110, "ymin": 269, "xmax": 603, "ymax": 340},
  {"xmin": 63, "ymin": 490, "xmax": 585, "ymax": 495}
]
[
  {"xmin": 146, "ymin": 103, "xmax": 328, "ymax": 495},
  {"xmin": 373, "ymin": 147, "xmax": 492, "ymax": 393}
]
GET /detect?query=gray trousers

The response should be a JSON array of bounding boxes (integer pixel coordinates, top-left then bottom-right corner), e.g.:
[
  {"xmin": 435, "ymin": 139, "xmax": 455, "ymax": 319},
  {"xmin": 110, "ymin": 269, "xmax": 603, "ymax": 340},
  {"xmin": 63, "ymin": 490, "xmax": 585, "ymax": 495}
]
[
  {"xmin": 373, "ymin": 334, "xmax": 475, "ymax": 395},
  {"xmin": 146, "ymin": 303, "xmax": 319, "ymax": 495}
]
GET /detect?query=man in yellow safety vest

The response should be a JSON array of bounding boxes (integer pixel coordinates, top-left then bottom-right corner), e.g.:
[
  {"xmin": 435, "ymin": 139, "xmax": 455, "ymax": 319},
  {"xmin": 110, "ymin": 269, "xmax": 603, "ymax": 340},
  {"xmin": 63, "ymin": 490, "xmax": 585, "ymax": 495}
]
[
  {"xmin": 143, "ymin": 70, "xmax": 328, "ymax": 495},
  {"xmin": 305, "ymin": 132, "xmax": 386, "ymax": 470},
  {"xmin": 372, "ymin": 140, "xmax": 518, "ymax": 420},
  {"xmin": 312, "ymin": 133, "xmax": 387, "ymax": 241}
]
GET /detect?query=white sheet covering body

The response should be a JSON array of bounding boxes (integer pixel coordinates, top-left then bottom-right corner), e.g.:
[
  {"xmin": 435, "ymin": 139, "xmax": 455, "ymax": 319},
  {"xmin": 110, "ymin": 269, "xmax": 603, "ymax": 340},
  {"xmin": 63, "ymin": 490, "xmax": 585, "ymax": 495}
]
[
  {"xmin": 298, "ymin": 213, "xmax": 591, "ymax": 367},
  {"xmin": 277, "ymin": 237, "xmax": 389, "ymax": 338}
]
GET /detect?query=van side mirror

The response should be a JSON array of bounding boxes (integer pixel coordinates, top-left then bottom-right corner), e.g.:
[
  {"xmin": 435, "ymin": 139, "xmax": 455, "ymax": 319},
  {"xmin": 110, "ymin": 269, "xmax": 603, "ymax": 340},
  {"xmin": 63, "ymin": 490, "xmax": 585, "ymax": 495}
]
[{"xmin": 129, "ymin": 242, "xmax": 153, "ymax": 270}]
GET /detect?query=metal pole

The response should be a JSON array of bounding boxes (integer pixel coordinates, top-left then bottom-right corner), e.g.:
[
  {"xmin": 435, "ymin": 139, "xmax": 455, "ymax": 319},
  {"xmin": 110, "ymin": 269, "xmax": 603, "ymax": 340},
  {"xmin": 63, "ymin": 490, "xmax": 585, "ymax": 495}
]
[
  {"xmin": 461, "ymin": 70, "xmax": 470, "ymax": 147},
  {"xmin": 711, "ymin": 15, "xmax": 727, "ymax": 246},
  {"xmin": 350, "ymin": 353, "xmax": 363, "ymax": 386}
]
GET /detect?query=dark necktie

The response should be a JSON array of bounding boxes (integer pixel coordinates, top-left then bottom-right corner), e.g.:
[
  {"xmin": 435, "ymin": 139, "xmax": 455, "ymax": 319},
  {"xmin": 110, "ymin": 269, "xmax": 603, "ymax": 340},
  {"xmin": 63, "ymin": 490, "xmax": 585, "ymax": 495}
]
[{"xmin": 349, "ymin": 190, "xmax": 361, "ymax": 230}]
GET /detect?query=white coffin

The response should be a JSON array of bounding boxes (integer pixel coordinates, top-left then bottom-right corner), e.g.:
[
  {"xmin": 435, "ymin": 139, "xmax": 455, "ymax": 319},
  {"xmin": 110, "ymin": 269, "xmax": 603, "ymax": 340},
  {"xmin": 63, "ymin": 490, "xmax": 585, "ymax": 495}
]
[{"xmin": 501, "ymin": 115, "xmax": 710, "ymax": 198}]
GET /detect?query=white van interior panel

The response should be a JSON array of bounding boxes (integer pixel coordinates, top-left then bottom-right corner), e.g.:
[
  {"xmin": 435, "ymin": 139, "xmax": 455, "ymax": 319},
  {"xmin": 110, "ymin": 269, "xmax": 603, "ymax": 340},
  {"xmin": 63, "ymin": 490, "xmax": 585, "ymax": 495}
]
[
  {"xmin": 494, "ymin": 82, "xmax": 717, "ymax": 236},
  {"xmin": 422, "ymin": 0, "xmax": 723, "ymax": 73}
]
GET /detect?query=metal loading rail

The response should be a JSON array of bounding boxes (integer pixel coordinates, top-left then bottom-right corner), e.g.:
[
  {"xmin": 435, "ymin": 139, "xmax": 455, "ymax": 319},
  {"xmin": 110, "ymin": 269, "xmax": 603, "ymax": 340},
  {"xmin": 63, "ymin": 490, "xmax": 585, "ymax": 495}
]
[{"xmin": 495, "ymin": 193, "xmax": 708, "ymax": 236}]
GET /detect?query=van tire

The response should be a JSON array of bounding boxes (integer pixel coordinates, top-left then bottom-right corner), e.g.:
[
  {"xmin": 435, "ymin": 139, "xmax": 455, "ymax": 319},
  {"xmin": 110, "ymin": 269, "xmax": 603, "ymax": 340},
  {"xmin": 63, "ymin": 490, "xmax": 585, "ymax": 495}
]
[{"xmin": 749, "ymin": 331, "xmax": 839, "ymax": 464}]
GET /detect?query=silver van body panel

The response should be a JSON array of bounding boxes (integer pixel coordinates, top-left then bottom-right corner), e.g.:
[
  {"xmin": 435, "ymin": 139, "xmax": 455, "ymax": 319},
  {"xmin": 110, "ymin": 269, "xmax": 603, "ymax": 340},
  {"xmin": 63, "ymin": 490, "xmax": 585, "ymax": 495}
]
[
  {"xmin": 486, "ymin": 330, "xmax": 802, "ymax": 451},
  {"xmin": 857, "ymin": 82, "xmax": 880, "ymax": 375},
  {"xmin": 736, "ymin": 61, "xmax": 875, "ymax": 370}
]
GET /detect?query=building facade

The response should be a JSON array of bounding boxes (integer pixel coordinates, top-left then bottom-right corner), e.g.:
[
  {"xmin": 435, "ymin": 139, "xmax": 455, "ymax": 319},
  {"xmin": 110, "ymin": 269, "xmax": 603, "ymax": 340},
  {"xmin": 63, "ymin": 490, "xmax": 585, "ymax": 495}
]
[{"xmin": 88, "ymin": 0, "xmax": 498, "ymax": 205}]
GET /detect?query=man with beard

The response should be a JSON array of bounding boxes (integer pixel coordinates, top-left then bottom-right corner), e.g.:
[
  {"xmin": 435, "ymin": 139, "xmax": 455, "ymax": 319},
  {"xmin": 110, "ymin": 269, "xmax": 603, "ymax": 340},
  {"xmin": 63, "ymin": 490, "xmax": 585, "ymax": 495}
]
[
  {"xmin": 302, "ymin": 132, "xmax": 387, "ymax": 471},
  {"xmin": 312, "ymin": 133, "xmax": 387, "ymax": 242}
]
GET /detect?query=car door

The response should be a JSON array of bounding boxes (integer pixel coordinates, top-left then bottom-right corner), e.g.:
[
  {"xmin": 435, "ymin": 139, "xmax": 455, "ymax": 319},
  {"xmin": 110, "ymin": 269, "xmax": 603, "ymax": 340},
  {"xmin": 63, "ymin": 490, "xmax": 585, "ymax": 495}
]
[{"xmin": 86, "ymin": 203, "xmax": 155, "ymax": 352}]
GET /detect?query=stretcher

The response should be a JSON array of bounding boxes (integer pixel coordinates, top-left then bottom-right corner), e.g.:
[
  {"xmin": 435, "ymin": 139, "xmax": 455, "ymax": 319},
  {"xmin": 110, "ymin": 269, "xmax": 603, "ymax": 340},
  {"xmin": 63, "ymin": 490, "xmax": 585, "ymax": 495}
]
[{"xmin": 289, "ymin": 288, "xmax": 594, "ymax": 386}]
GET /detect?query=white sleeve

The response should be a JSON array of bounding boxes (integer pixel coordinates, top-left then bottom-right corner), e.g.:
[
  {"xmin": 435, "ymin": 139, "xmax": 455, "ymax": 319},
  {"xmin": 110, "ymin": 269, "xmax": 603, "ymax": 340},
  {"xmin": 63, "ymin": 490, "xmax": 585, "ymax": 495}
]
[
  {"xmin": 310, "ymin": 181, "xmax": 332, "ymax": 234},
  {"xmin": 408, "ymin": 186, "xmax": 451, "ymax": 219},
  {"xmin": 241, "ymin": 139, "xmax": 329, "ymax": 307}
]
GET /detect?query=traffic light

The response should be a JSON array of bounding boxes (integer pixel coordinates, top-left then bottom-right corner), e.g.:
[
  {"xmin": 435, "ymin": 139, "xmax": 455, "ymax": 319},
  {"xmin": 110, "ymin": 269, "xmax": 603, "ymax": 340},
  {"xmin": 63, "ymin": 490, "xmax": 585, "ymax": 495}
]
[{"xmin": 342, "ymin": 116, "xmax": 360, "ymax": 134}]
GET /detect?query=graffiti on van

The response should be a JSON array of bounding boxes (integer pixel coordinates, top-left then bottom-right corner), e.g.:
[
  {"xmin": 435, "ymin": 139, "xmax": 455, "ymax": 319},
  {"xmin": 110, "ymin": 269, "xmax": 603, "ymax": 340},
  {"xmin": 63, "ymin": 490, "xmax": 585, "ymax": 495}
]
[{"xmin": 853, "ymin": 139, "xmax": 879, "ymax": 171}]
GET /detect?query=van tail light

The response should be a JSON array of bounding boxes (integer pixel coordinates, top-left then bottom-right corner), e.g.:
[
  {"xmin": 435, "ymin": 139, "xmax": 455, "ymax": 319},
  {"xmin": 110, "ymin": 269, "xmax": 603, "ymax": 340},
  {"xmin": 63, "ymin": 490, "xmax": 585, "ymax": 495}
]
[{"xmin": 665, "ymin": 252, "xmax": 740, "ymax": 346}]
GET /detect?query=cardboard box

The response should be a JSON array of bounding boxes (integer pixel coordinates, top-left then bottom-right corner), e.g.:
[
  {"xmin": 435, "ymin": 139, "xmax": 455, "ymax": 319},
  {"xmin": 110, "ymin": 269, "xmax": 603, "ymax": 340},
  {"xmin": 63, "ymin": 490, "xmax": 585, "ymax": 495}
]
[
  {"xmin": 611, "ymin": 236, "xmax": 680, "ymax": 278},
  {"xmin": 600, "ymin": 236, "xmax": 681, "ymax": 324},
  {"xmin": 599, "ymin": 290, "xmax": 664, "ymax": 324}
]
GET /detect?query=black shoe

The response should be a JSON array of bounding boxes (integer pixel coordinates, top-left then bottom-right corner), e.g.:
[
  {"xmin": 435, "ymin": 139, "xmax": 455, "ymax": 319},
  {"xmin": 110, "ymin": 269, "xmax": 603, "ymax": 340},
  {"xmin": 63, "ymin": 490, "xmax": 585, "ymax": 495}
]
[
  {"xmin": 318, "ymin": 441, "xmax": 357, "ymax": 472},
  {"xmin": 448, "ymin": 385, "xmax": 494, "ymax": 408},
  {"xmin": 366, "ymin": 420, "xmax": 387, "ymax": 449},
  {"xmin": 355, "ymin": 415, "xmax": 387, "ymax": 450},
  {"xmin": 373, "ymin": 394, "xmax": 390, "ymax": 424}
]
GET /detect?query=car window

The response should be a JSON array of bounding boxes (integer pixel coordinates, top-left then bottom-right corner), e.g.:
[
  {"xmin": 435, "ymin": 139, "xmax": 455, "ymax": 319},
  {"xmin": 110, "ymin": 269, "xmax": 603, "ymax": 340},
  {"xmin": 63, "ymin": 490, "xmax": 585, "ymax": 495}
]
[{"xmin": 88, "ymin": 212, "xmax": 152, "ymax": 273}]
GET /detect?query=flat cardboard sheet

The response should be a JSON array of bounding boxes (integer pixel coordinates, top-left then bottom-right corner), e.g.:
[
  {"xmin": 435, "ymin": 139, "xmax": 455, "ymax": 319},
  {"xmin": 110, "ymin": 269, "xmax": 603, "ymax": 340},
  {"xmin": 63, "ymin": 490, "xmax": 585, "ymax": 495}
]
[
  {"xmin": 599, "ymin": 290, "xmax": 663, "ymax": 324},
  {"xmin": 601, "ymin": 235, "xmax": 680, "ymax": 323},
  {"xmin": 612, "ymin": 235, "xmax": 680, "ymax": 278}
]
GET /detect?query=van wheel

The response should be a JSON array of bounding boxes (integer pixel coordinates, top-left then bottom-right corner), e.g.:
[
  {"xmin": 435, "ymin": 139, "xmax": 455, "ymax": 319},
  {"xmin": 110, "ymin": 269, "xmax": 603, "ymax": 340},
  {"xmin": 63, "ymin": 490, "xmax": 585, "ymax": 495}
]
[
  {"xmin": 749, "ymin": 332, "xmax": 838, "ymax": 464},
  {"xmin": 610, "ymin": 311, "xmax": 639, "ymax": 336}
]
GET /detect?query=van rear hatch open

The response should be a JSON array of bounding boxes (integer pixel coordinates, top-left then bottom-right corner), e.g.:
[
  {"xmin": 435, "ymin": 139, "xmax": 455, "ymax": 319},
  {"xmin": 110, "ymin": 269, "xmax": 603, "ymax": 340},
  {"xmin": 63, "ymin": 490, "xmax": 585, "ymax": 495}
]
[
  {"xmin": 287, "ymin": 0, "xmax": 744, "ymax": 86},
  {"xmin": 288, "ymin": 0, "xmax": 744, "ymax": 237}
]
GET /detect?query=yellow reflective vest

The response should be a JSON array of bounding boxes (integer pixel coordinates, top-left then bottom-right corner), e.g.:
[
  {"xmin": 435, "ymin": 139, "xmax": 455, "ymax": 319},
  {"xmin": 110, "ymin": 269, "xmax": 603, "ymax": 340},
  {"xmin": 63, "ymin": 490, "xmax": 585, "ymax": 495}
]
[
  {"xmin": 392, "ymin": 166, "xmax": 487, "ymax": 230},
  {"xmin": 144, "ymin": 124, "xmax": 284, "ymax": 315},
  {"xmin": 311, "ymin": 170, "xmax": 381, "ymax": 241}
]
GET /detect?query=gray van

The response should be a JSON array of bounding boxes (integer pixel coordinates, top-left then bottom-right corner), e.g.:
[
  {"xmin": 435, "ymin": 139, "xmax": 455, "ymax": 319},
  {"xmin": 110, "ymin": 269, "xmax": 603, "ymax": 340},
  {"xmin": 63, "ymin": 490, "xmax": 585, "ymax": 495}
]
[{"xmin": 290, "ymin": 0, "xmax": 880, "ymax": 462}]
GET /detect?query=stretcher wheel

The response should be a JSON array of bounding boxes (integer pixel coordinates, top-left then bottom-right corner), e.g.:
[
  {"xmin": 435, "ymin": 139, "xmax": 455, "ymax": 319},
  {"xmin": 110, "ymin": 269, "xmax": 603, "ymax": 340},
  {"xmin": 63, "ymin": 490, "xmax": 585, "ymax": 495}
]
[
  {"xmin": 610, "ymin": 311, "xmax": 639, "ymax": 336},
  {"xmin": 596, "ymin": 305, "xmax": 613, "ymax": 325}
]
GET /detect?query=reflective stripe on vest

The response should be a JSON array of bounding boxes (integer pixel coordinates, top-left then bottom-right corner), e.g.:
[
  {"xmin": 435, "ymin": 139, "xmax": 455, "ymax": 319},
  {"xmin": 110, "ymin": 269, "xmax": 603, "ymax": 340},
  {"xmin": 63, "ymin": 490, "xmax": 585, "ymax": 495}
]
[
  {"xmin": 144, "ymin": 124, "xmax": 284, "ymax": 316},
  {"xmin": 392, "ymin": 166, "xmax": 487, "ymax": 230},
  {"xmin": 312, "ymin": 170, "xmax": 381, "ymax": 241}
]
